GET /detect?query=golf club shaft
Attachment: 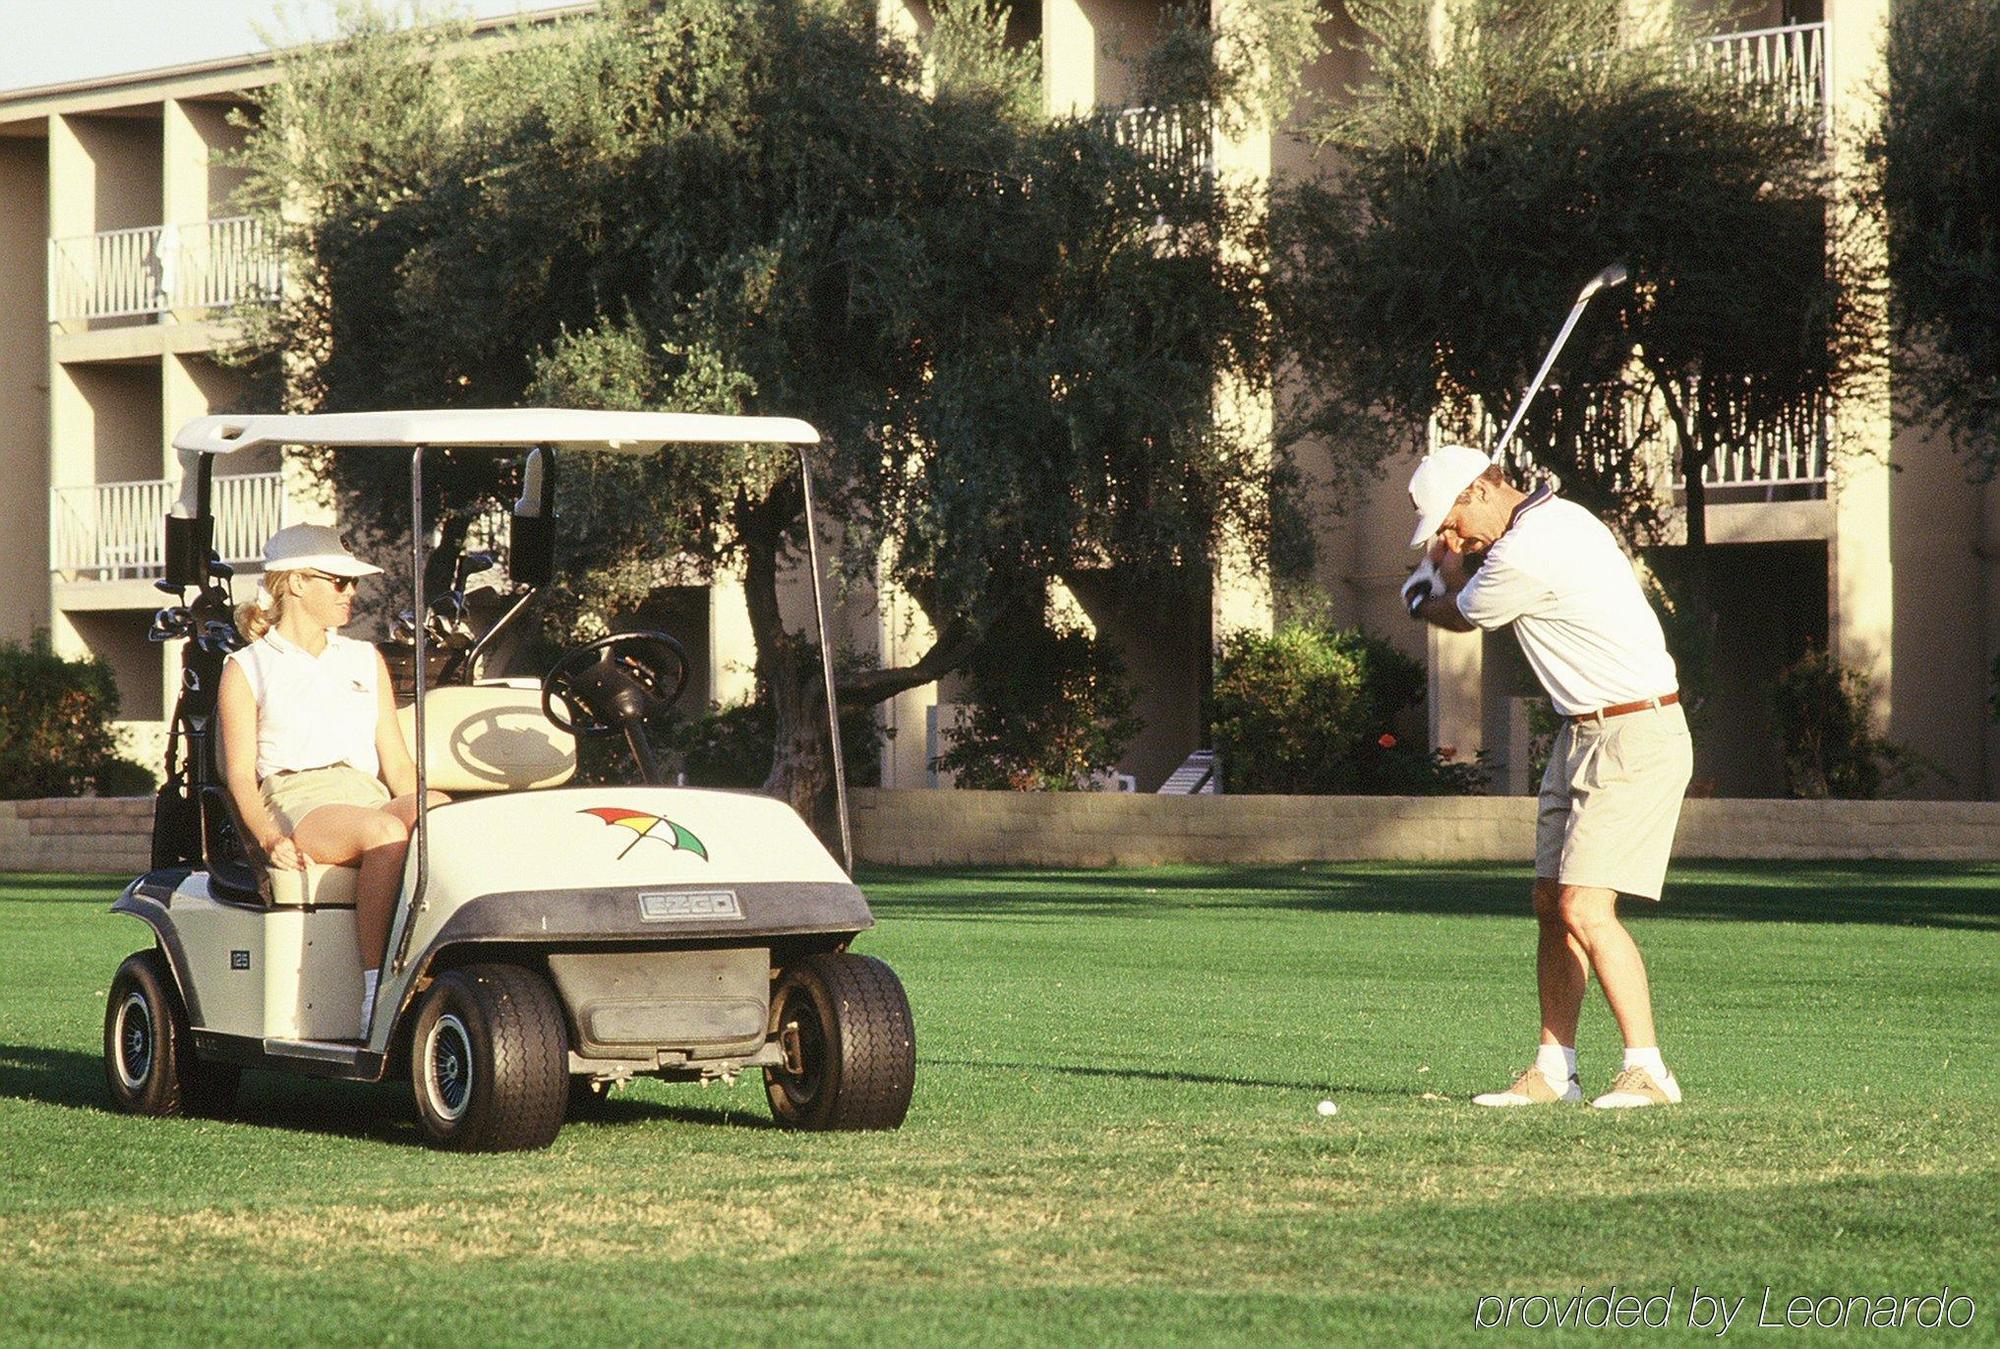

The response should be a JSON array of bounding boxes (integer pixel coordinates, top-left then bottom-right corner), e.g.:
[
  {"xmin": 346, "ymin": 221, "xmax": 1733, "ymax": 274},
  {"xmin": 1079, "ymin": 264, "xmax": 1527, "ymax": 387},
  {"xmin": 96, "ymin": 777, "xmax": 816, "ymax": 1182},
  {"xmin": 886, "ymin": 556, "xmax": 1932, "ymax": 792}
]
[{"xmin": 1491, "ymin": 263, "xmax": 1629, "ymax": 460}]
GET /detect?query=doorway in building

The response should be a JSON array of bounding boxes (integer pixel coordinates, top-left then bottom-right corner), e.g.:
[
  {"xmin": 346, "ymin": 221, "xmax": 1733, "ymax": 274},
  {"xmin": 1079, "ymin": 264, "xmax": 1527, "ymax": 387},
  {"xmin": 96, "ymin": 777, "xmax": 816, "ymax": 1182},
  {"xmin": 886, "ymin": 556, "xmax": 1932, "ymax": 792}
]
[{"xmin": 1646, "ymin": 539, "xmax": 1829, "ymax": 797}]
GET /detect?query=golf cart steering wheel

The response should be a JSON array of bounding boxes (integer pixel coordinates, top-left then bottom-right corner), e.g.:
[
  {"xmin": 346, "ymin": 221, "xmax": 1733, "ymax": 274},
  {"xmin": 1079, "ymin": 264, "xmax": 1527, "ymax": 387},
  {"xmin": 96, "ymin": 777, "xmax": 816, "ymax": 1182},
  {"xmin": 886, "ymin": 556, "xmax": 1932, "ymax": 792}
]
[{"xmin": 540, "ymin": 631, "xmax": 692, "ymax": 741}]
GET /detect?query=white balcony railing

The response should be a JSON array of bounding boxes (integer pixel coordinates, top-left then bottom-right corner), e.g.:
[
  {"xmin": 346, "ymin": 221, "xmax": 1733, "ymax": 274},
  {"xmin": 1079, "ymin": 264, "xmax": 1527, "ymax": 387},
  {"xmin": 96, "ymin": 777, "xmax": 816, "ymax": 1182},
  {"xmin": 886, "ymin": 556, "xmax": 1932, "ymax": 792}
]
[
  {"xmin": 47, "ymin": 216, "xmax": 280, "ymax": 325},
  {"xmin": 1106, "ymin": 105, "xmax": 1212, "ymax": 178},
  {"xmin": 1697, "ymin": 401, "xmax": 1830, "ymax": 494},
  {"xmin": 1694, "ymin": 22, "xmax": 1829, "ymax": 130},
  {"xmin": 1446, "ymin": 383, "xmax": 1829, "ymax": 498},
  {"xmin": 51, "ymin": 472, "xmax": 288, "ymax": 581}
]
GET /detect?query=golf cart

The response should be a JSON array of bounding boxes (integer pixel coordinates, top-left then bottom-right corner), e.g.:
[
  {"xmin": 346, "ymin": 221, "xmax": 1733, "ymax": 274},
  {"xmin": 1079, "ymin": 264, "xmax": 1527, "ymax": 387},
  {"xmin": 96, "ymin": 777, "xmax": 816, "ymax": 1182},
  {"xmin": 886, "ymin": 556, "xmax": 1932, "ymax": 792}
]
[{"xmin": 105, "ymin": 410, "xmax": 914, "ymax": 1150}]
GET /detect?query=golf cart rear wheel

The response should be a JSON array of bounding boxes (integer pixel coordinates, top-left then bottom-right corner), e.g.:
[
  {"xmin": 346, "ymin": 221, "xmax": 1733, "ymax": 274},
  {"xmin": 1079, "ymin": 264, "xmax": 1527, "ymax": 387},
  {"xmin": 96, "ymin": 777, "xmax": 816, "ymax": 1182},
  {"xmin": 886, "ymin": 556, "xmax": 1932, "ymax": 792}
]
[
  {"xmin": 410, "ymin": 964, "xmax": 569, "ymax": 1152},
  {"xmin": 103, "ymin": 949, "xmax": 239, "ymax": 1118},
  {"xmin": 764, "ymin": 953, "xmax": 914, "ymax": 1131}
]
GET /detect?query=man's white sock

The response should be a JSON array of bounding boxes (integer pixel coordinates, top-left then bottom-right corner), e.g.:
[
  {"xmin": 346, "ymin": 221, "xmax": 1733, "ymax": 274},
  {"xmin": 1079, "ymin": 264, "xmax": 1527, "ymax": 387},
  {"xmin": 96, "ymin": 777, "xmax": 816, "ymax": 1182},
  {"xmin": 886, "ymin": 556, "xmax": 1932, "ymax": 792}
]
[
  {"xmin": 1536, "ymin": 1044, "xmax": 1577, "ymax": 1086},
  {"xmin": 1624, "ymin": 1046, "xmax": 1668, "ymax": 1079},
  {"xmin": 360, "ymin": 969, "xmax": 379, "ymax": 1036}
]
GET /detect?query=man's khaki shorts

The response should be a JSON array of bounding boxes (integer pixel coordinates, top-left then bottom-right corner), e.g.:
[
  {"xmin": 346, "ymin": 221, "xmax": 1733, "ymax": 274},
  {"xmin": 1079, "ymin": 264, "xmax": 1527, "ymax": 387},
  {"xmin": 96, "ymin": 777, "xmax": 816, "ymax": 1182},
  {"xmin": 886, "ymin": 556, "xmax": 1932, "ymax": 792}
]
[{"xmin": 1536, "ymin": 701, "xmax": 1693, "ymax": 901}]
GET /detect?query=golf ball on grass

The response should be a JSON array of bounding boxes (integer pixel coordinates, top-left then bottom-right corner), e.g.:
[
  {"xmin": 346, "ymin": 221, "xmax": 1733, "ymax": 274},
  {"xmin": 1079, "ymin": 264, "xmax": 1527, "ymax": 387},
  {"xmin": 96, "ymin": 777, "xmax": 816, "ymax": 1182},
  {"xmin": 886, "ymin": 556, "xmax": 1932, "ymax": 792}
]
[{"xmin": 1316, "ymin": 1099, "xmax": 1339, "ymax": 1117}]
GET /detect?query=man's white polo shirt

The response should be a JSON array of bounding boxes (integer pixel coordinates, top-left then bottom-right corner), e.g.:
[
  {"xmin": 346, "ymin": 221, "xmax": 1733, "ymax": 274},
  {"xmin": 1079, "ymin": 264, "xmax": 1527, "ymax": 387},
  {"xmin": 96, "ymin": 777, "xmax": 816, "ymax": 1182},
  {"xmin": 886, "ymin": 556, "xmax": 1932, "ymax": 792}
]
[
  {"xmin": 1454, "ymin": 487, "xmax": 1678, "ymax": 717},
  {"xmin": 225, "ymin": 629, "xmax": 382, "ymax": 781}
]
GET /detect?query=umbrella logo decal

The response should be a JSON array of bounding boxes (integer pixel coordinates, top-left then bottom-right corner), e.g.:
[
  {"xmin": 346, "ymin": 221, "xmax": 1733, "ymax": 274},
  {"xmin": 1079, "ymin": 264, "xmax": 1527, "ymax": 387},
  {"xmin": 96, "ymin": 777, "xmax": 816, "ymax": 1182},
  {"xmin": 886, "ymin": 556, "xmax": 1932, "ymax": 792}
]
[{"xmin": 579, "ymin": 807, "xmax": 710, "ymax": 862}]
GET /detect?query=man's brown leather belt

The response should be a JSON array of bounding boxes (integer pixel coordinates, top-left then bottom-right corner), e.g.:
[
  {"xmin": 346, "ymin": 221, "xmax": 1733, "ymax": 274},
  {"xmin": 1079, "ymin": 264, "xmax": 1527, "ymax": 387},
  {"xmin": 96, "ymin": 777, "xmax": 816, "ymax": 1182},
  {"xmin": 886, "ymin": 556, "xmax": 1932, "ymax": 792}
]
[{"xmin": 1571, "ymin": 692, "xmax": 1679, "ymax": 723}]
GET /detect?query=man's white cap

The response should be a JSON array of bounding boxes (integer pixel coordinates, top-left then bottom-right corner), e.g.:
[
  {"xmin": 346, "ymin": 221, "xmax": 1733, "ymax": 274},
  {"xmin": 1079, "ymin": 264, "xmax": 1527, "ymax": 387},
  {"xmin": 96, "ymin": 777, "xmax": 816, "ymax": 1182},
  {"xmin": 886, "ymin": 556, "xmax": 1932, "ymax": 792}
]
[
  {"xmin": 1407, "ymin": 445, "xmax": 1493, "ymax": 548},
  {"xmin": 261, "ymin": 522, "xmax": 382, "ymax": 577}
]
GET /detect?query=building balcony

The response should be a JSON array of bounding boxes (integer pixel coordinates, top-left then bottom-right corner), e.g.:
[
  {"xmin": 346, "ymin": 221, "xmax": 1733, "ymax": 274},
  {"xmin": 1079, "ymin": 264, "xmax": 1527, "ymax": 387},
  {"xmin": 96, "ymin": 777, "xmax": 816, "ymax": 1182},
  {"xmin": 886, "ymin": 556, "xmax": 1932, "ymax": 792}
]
[
  {"xmin": 47, "ymin": 216, "xmax": 279, "ymax": 326},
  {"xmin": 51, "ymin": 471, "xmax": 288, "ymax": 583},
  {"xmin": 1472, "ymin": 382, "xmax": 1829, "ymax": 506},
  {"xmin": 1691, "ymin": 398, "xmax": 1829, "ymax": 503},
  {"xmin": 1103, "ymin": 104, "xmax": 1212, "ymax": 178},
  {"xmin": 1694, "ymin": 22, "xmax": 1829, "ymax": 132}
]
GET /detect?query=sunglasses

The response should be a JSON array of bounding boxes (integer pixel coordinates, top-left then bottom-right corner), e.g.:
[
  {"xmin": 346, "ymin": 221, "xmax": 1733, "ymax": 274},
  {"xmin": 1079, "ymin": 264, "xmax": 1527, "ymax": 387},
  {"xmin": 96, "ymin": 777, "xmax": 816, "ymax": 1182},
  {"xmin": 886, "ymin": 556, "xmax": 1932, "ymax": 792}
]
[{"xmin": 302, "ymin": 571, "xmax": 361, "ymax": 593}]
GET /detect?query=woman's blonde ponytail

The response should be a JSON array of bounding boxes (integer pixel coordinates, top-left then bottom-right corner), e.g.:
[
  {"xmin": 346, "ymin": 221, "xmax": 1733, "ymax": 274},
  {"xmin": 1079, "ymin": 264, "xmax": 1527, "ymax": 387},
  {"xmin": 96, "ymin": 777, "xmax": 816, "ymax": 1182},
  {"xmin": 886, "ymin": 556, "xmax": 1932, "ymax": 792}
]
[{"xmin": 235, "ymin": 573, "xmax": 293, "ymax": 642}]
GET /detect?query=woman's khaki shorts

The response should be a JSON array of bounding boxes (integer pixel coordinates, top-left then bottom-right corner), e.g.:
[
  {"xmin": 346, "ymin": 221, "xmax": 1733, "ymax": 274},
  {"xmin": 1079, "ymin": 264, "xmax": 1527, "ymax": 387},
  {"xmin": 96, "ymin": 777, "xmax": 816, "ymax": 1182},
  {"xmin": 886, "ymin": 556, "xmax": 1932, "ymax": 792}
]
[
  {"xmin": 260, "ymin": 763, "xmax": 392, "ymax": 836},
  {"xmin": 1536, "ymin": 701, "xmax": 1693, "ymax": 901}
]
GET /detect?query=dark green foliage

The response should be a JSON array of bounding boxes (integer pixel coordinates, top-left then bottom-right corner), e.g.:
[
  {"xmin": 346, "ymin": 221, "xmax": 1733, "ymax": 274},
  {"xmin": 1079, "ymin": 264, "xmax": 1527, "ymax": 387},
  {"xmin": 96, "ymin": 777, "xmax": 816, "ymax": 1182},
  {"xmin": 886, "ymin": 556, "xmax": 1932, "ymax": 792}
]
[
  {"xmin": 1873, "ymin": 0, "xmax": 2000, "ymax": 472},
  {"xmin": 1521, "ymin": 694, "xmax": 1563, "ymax": 790},
  {"xmin": 1769, "ymin": 648, "xmax": 1908, "ymax": 800},
  {"xmin": 1274, "ymin": 0, "xmax": 1871, "ymax": 548},
  {"xmin": 672, "ymin": 697, "xmax": 884, "ymax": 790},
  {"xmin": 933, "ymin": 621, "xmax": 1142, "ymax": 791},
  {"xmin": 1211, "ymin": 622, "xmax": 1484, "ymax": 794},
  {"xmin": 0, "ymin": 633, "xmax": 153, "ymax": 799},
  {"xmin": 93, "ymin": 758, "xmax": 161, "ymax": 798}
]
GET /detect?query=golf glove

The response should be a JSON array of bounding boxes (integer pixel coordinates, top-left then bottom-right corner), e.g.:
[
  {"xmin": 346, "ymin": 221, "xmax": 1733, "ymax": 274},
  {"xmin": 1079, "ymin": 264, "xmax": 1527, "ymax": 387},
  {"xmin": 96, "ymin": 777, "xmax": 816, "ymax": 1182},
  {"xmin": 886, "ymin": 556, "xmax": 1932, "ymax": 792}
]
[{"xmin": 1402, "ymin": 557, "xmax": 1445, "ymax": 616}]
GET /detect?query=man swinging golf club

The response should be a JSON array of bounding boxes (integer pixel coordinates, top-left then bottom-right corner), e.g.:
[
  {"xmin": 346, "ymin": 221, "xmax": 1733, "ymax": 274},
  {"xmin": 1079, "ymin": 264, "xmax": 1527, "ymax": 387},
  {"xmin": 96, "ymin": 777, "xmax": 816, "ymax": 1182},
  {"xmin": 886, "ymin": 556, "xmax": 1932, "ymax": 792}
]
[{"xmin": 1403, "ymin": 445, "xmax": 1693, "ymax": 1108}]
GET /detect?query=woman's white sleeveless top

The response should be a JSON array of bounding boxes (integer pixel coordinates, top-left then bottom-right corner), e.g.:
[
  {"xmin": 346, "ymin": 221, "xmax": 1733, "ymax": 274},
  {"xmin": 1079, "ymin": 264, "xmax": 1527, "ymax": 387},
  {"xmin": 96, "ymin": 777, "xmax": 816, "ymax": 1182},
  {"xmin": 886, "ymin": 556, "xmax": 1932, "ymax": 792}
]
[{"xmin": 225, "ymin": 629, "xmax": 381, "ymax": 781}]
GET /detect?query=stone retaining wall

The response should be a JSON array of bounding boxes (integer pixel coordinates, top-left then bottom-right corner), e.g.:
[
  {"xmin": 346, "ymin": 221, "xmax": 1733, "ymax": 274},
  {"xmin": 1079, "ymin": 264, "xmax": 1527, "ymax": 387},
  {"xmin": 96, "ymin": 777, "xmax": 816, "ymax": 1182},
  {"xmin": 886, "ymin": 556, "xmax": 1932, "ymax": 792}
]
[
  {"xmin": 0, "ymin": 797, "xmax": 153, "ymax": 876},
  {"xmin": 849, "ymin": 790, "xmax": 2000, "ymax": 867},
  {"xmin": 4, "ymin": 792, "xmax": 1997, "ymax": 876}
]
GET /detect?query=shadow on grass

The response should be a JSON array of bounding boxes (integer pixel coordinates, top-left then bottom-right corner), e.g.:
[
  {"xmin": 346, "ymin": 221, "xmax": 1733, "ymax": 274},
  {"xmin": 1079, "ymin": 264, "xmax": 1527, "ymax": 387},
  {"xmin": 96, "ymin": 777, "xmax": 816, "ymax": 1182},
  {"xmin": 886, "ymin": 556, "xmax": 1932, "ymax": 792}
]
[
  {"xmin": 862, "ymin": 861, "xmax": 2000, "ymax": 932},
  {"xmin": 576, "ymin": 1097, "xmax": 775, "ymax": 1130},
  {"xmin": 0, "ymin": 1043, "xmax": 111, "ymax": 1111},
  {"xmin": 0, "ymin": 1041, "xmax": 430, "ymax": 1145},
  {"xmin": 925, "ymin": 1056, "xmax": 1410, "ymax": 1099},
  {"xmin": 0, "ymin": 1042, "xmax": 774, "ymax": 1141}
]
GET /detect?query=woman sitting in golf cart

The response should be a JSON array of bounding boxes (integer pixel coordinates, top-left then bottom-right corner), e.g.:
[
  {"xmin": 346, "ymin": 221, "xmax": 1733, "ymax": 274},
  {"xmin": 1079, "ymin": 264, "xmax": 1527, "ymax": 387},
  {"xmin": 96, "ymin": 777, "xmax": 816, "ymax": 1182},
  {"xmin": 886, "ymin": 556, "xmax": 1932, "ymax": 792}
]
[{"xmin": 217, "ymin": 523, "xmax": 446, "ymax": 1036}]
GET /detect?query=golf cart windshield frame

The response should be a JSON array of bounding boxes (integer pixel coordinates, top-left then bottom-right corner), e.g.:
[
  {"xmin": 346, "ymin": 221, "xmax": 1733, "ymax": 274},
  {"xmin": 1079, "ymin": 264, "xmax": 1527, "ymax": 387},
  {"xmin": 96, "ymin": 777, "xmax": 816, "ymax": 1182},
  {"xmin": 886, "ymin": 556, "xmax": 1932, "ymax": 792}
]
[{"xmin": 168, "ymin": 409, "xmax": 851, "ymax": 972}]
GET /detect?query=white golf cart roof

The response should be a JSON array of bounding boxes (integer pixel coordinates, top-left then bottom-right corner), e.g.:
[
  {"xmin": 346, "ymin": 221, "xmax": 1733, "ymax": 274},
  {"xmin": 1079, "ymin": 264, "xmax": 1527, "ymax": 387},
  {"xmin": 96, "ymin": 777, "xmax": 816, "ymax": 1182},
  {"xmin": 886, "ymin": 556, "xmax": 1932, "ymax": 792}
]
[{"xmin": 171, "ymin": 409, "xmax": 820, "ymax": 517}]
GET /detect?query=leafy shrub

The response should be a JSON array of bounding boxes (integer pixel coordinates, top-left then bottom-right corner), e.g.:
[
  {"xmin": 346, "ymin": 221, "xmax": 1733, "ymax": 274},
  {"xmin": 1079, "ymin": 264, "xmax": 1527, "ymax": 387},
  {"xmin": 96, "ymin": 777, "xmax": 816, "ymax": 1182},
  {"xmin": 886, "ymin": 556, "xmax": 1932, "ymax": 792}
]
[
  {"xmin": 1522, "ymin": 694, "xmax": 1563, "ymax": 789},
  {"xmin": 0, "ymin": 632, "xmax": 154, "ymax": 799},
  {"xmin": 95, "ymin": 757, "xmax": 160, "ymax": 797},
  {"xmin": 1212, "ymin": 622, "xmax": 1484, "ymax": 795},
  {"xmin": 671, "ymin": 697, "xmax": 885, "ymax": 791},
  {"xmin": 1770, "ymin": 648, "xmax": 1911, "ymax": 799},
  {"xmin": 934, "ymin": 624, "xmax": 1143, "ymax": 791}
]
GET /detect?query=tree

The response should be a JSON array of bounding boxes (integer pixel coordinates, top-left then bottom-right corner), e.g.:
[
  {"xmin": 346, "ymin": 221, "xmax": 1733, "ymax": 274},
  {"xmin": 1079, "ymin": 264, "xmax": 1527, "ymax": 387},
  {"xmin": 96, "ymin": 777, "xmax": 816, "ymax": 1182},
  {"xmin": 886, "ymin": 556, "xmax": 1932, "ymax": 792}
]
[
  {"xmin": 1272, "ymin": 0, "xmax": 1876, "ymax": 569},
  {"xmin": 234, "ymin": 0, "xmax": 1282, "ymax": 830},
  {"xmin": 1873, "ymin": 0, "xmax": 2000, "ymax": 473}
]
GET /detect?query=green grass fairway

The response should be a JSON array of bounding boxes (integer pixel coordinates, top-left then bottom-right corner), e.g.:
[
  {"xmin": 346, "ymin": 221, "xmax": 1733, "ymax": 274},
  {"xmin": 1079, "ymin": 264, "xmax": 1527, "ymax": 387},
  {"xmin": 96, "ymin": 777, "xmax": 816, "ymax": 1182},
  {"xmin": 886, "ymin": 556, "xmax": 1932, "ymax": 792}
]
[{"xmin": 2, "ymin": 863, "xmax": 1995, "ymax": 1345}]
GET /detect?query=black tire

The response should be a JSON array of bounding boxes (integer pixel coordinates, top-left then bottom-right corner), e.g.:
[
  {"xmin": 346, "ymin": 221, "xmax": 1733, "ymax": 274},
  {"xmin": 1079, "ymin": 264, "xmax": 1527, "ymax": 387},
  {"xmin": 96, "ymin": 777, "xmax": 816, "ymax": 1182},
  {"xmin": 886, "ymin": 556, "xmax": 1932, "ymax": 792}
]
[
  {"xmin": 764, "ymin": 952, "xmax": 915, "ymax": 1131},
  {"xmin": 104, "ymin": 949, "xmax": 239, "ymax": 1118},
  {"xmin": 410, "ymin": 963, "xmax": 570, "ymax": 1151}
]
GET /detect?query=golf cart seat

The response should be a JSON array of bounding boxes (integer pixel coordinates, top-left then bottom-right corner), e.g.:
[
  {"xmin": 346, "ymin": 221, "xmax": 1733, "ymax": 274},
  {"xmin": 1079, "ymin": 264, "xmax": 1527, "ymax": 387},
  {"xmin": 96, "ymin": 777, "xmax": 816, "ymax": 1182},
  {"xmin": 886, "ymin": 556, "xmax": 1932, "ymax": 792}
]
[
  {"xmin": 266, "ymin": 857, "xmax": 361, "ymax": 909},
  {"xmin": 199, "ymin": 785, "xmax": 361, "ymax": 910},
  {"xmin": 394, "ymin": 683, "xmax": 576, "ymax": 793},
  {"xmin": 254, "ymin": 685, "xmax": 575, "ymax": 908}
]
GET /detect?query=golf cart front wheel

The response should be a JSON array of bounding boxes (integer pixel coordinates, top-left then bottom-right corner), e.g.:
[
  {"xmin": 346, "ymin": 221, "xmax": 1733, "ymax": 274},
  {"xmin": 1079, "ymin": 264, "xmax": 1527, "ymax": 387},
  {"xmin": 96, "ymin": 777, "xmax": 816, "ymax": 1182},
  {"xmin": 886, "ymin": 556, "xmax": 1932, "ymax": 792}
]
[
  {"xmin": 410, "ymin": 964, "xmax": 569, "ymax": 1151},
  {"xmin": 103, "ymin": 949, "xmax": 238, "ymax": 1118},
  {"xmin": 764, "ymin": 953, "xmax": 915, "ymax": 1131}
]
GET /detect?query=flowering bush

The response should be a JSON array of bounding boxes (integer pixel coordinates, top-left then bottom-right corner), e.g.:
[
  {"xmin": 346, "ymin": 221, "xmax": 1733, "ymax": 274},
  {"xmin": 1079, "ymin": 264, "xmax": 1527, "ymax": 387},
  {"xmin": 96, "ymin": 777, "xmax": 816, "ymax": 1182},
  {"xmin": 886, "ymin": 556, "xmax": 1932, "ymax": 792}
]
[{"xmin": 1211, "ymin": 622, "xmax": 1485, "ymax": 795}]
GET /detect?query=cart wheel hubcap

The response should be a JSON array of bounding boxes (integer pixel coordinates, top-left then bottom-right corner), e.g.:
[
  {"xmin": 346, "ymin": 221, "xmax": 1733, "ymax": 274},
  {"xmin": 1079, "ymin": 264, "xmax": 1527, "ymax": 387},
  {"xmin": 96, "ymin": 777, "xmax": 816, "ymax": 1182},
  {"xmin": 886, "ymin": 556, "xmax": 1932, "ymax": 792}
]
[
  {"xmin": 114, "ymin": 991, "xmax": 154, "ymax": 1090},
  {"xmin": 425, "ymin": 1013, "xmax": 474, "ymax": 1121},
  {"xmin": 777, "ymin": 996, "xmax": 827, "ymax": 1106}
]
